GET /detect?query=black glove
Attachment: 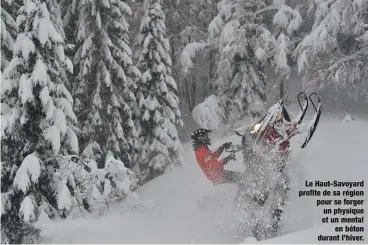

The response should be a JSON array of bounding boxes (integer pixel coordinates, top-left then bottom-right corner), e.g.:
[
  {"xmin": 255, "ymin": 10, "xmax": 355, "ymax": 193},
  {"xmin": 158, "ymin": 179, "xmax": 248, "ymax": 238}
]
[
  {"xmin": 218, "ymin": 142, "xmax": 232, "ymax": 153},
  {"xmin": 223, "ymin": 154, "xmax": 235, "ymax": 164},
  {"xmin": 223, "ymin": 142, "xmax": 232, "ymax": 149}
]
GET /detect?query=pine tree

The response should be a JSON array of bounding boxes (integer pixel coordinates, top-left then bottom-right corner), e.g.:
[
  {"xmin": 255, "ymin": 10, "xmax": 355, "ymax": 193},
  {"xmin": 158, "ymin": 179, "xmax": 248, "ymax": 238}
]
[
  {"xmin": 214, "ymin": 0, "xmax": 273, "ymax": 124},
  {"xmin": 293, "ymin": 0, "xmax": 368, "ymax": 100},
  {"xmin": 180, "ymin": 0, "xmax": 274, "ymax": 125},
  {"xmin": 59, "ymin": 153, "xmax": 138, "ymax": 217},
  {"xmin": 135, "ymin": 0, "xmax": 184, "ymax": 183},
  {"xmin": 1, "ymin": 0, "xmax": 77, "ymax": 242},
  {"xmin": 1, "ymin": 0, "xmax": 21, "ymax": 71},
  {"xmin": 73, "ymin": 0, "xmax": 141, "ymax": 168},
  {"xmin": 60, "ymin": 0, "xmax": 78, "ymax": 93},
  {"xmin": 60, "ymin": 0, "xmax": 78, "ymax": 50},
  {"xmin": 269, "ymin": 2, "xmax": 301, "ymax": 101},
  {"xmin": 164, "ymin": 0, "xmax": 219, "ymax": 111}
]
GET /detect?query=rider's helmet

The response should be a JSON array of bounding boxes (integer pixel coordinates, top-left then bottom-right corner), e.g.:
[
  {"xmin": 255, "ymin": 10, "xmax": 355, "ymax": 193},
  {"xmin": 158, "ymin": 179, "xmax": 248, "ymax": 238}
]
[{"xmin": 191, "ymin": 128, "xmax": 212, "ymax": 147}]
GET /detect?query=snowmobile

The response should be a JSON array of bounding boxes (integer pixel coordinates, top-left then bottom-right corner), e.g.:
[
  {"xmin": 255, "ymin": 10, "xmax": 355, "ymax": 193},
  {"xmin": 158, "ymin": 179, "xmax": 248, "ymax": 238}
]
[{"xmin": 229, "ymin": 92, "xmax": 322, "ymax": 241}]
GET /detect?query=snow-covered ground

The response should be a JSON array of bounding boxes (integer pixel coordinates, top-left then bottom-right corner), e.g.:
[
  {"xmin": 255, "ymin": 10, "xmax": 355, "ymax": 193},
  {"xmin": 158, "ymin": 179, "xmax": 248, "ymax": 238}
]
[{"xmin": 38, "ymin": 115, "xmax": 368, "ymax": 243}]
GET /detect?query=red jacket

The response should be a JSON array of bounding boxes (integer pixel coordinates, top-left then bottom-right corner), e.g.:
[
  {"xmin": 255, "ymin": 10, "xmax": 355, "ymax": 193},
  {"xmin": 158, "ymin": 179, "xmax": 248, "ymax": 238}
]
[{"xmin": 194, "ymin": 145, "xmax": 224, "ymax": 184}]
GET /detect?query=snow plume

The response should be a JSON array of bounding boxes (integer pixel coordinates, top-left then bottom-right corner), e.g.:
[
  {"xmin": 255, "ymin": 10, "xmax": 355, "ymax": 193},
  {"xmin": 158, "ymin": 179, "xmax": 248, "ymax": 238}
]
[
  {"xmin": 235, "ymin": 152, "xmax": 291, "ymax": 240},
  {"xmin": 135, "ymin": 0, "xmax": 184, "ymax": 183},
  {"xmin": 73, "ymin": 0, "xmax": 140, "ymax": 168}
]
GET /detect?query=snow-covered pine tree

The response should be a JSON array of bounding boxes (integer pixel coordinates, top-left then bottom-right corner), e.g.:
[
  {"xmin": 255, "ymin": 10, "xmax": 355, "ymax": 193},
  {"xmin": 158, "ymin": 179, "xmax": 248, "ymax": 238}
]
[
  {"xmin": 269, "ymin": 1, "xmax": 302, "ymax": 101},
  {"xmin": 60, "ymin": 0, "xmax": 78, "ymax": 52},
  {"xmin": 293, "ymin": 0, "xmax": 368, "ymax": 100},
  {"xmin": 214, "ymin": 0, "xmax": 273, "ymax": 123},
  {"xmin": 60, "ymin": 152, "xmax": 138, "ymax": 217},
  {"xmin": 73, "ymin": 0, "xmax": 141, "ymax": 168},
  {"xmin": 1, "ymin": 0, "xmax": 21, "ymax": 71},
  {"xmin": 1, "ymin": 0, "xmax": 77, "ymax": 242},
  {"xmin": 164, "ymin": 0, "xmax": 219, "ymax": 111},
  {"xmin": 135, "ymin": 0, "xmax": 184, "ymax": 183},
  {"xmin": 60, "ymin": 0, "xmax": 78, "ymax": 93}
]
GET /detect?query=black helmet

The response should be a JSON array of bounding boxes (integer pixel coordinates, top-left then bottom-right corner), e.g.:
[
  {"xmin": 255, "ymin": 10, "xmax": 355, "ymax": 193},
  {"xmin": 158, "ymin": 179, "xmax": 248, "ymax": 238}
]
[{"xmin": 191, "ymin": 128, "xmax": 212, "ymax": 147}]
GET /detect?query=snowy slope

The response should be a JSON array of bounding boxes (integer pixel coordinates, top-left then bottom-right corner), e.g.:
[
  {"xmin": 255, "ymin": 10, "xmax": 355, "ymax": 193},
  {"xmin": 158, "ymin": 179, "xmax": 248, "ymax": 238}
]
[
  {"xmin": 280, "ymin": 116, "xmax": 368, "ymax": 238},
  {"xmin": 38, "ymin": 115, "xmax": 368, "ymax": 244}
]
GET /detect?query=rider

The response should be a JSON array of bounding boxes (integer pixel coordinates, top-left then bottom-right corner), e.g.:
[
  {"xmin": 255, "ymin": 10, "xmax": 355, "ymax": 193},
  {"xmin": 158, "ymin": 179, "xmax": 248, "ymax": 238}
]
[{"xmin": 192, "ymin": 129, "xmax": 244, "ymax": 185}]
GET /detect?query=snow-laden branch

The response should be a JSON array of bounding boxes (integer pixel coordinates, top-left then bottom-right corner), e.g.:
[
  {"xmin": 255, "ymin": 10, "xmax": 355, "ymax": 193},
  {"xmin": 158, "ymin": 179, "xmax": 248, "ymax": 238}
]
[
  {"xmin": 304, "ymin": 44, "xmax": 368, "ymax": 101},
  {"xmin": 255, "ymin": 5, "xmax": 280, "ymax": 15},
  {"xmin": 192, "ymin": 95, "xmax": 225, "ymax": 130},
  {"xmin": 293, "ymin": 0, "xmax": 366, "ymax": 74},
  {"xmin": 180, "ymin": 42, "xmax": 208, "ymax": 75}
]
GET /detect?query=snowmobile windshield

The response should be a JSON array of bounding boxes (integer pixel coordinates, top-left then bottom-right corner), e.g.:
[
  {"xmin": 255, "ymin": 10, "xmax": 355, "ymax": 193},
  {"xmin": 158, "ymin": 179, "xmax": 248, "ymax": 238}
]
[
  {"xmin": 250, "ymin": 114, "xmax": 267, "ymax": 136},
  {"xmin": 251, "ymin": 122, "xmax": 262, "ymax": 134},
  {"xmin": 249, "ymin": 100, "xmax": 289, "ymax": 137}
]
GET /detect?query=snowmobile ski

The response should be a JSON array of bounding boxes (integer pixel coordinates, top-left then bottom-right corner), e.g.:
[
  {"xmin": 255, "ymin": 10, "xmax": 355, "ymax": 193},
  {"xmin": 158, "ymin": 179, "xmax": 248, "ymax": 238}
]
[
  {"xmin": 295, "ymin": 92, "xmax": 308, "ymax": 125},
  {"xmin": 301, "ymin": 92, "xmax": 322, "ymax": 148}
]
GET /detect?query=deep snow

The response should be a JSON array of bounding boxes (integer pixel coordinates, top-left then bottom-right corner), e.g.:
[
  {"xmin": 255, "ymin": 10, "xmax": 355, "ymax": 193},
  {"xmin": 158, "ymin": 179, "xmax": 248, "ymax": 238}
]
[{"xmin": 38, "ymin": 114, "xmax": 368, "ymax": 243}]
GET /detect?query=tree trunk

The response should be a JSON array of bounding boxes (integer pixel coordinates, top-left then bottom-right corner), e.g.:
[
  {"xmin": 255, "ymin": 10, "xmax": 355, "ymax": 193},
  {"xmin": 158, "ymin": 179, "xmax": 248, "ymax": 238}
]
[
  {"xmin": 279, "ymin": 78, "xmax": 284, "ymax": 101},
  {"xmin": 206, "ymin": 50, "xmax": 216, "ymax": 97},
  {"xmin": 191, "ymin": 81, "xmax": 196, "ymax": 110}
]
